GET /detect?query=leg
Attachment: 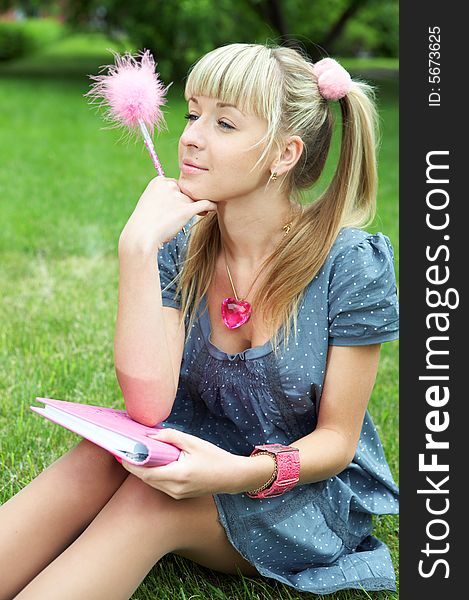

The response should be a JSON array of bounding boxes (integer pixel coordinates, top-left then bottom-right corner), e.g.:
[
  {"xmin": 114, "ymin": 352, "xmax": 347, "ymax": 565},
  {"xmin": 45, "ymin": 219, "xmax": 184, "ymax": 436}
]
[
  {"xmin": 14, "ymin": 474, "xmax": 259, "ymax": 600},
  {"xmin": 0, "ymin": 440, "xmax": 128, "ymax": 600}
]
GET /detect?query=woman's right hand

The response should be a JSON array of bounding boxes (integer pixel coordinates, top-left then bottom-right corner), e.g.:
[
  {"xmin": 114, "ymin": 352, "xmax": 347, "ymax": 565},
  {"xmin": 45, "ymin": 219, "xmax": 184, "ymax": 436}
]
[{"xmin": 118, "ymin": 176, "xmax": 217, "ymax": 255}]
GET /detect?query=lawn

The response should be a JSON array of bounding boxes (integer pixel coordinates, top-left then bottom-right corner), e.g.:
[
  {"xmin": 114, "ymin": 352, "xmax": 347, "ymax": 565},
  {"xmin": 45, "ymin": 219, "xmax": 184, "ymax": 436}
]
[{"xmin": 0, "ymin": 30, "xmax": 399, "ymax": 600}]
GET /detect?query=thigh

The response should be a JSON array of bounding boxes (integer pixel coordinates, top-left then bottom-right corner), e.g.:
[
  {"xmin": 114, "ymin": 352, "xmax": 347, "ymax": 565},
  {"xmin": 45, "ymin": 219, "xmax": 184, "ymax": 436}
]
[
  {"xmin": 91, "ymin": 473, "xmax": 259, "ymax": 578},
  {"xmin": 12, "ymin": 475, "xmax": 259, "ymax": 600},
  {"xmin": 170, "ymin": 495, "xmax": 259, "ymax": 577},
  {"xmin": 78, "ymin": 475, "xmax": 259, "ymax": 576},
  {"xmin": 0, "ymin": 439, "xmax": 128, "ymax": 600}
]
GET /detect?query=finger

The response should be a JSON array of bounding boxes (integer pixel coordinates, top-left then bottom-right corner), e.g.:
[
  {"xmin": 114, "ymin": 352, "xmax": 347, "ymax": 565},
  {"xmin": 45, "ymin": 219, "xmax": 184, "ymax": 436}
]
[
  {"xmin": 192, "ymin": 200, "xmax": 217, "ymax": 215},
  {"xmin": 146, "ymin": 427, "xmax": 195, "ymax": 451},
  {"xmin": 149, "ymin": 176, "xmax": 177, "ymax": 189},
  {"xmin": 123, "ymin": 458, "xmax": 183, "ymax": 488},
  {"xmin": 197, "ymin": 199, "xmax": 217, "ymax": 211},
  {"xmin": 121, "ymin": 461, "xmax": 147, "ymax": 477}
]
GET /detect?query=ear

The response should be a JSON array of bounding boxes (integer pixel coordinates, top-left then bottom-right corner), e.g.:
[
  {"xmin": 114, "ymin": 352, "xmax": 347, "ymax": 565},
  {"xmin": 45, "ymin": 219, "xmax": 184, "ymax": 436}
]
[{"xmin": 271, "ymin": 136, "xmax": 304, "ymax": 176}]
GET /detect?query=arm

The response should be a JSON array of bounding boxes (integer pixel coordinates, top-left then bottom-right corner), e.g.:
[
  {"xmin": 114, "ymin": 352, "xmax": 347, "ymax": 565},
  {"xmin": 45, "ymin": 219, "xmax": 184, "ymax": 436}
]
[
  {"xmin": 293, "ymin": 343, "xmax": 381, "ymax": 483},
  {"xmin": 113, "ymin": 176, "xmax": 216, "ymax": 427},
  {"xmin": 121, "ymin": 344, "xmax": 381, "ymax": 499},
  {"xmin": 114, "ymin": 245, "xmax": 185, "ymax": 427},
  {"xmin": 232, "ymin": 343, "xmax": 381, "ymax": 491}
]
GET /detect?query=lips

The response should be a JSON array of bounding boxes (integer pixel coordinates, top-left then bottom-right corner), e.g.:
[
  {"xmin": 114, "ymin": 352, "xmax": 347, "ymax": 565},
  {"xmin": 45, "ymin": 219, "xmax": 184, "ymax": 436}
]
[{"xmin": 183, "ymin": 161, "xmax": 208, "ymax": 170}]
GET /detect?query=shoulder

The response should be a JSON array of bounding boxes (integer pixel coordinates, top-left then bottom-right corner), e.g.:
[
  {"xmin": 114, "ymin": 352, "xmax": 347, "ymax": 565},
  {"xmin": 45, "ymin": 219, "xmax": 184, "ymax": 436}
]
[
  {"xmin": 326, "ymin": 228, "xmax": 399, "ymax": 346},
  {"xmin": 329, "ymin": 227, "xmax": 395, "ymax": 266},
  {"xmin": 325, "ymin": 227, "xmax": 396, "ymax": 285}
]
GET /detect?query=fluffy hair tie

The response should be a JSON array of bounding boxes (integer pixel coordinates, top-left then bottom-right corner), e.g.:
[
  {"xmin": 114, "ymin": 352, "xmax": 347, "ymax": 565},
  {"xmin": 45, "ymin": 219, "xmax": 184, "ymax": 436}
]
[{"xmin": 313, "ymin": 57, "xmax": 352, "ymax": 101}]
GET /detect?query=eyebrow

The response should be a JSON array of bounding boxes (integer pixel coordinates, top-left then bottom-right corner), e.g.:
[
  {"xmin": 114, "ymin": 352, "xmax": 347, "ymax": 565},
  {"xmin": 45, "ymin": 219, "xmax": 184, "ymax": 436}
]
[{"xmin": 188, "ymin": 96, "xmax": 245, "ymax": 116}]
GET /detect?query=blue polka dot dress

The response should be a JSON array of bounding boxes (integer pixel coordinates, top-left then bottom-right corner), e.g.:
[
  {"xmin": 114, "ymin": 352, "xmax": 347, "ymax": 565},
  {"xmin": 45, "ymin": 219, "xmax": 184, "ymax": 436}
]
[{"xmin": 158, "ymin": 225, "xmax": 399, "ymax": 594}]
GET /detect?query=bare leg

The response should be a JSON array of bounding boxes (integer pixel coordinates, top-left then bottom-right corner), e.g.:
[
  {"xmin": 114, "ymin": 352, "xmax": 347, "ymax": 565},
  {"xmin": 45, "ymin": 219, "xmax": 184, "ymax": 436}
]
[
  {"xmin": 0, "ymin": 440, "xmax": 128, "ymax": 599},
  {"xmin": 14, "ymin": 474, "xmax": 259, "ymax": 600}
]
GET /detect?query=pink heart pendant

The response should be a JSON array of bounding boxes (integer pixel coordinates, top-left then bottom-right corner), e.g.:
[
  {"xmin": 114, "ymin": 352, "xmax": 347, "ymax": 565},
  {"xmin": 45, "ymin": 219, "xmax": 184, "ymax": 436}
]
[{"xmin": 221, "ymin": 297, "xmax": 252, "ymax": 329}]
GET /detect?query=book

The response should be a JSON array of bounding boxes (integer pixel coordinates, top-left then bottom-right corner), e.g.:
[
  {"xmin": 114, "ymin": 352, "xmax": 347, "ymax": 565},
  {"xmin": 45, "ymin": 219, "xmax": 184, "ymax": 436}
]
[{"xmin": 31, "ymin": 397, "xmax": 181, "ymax": 467}]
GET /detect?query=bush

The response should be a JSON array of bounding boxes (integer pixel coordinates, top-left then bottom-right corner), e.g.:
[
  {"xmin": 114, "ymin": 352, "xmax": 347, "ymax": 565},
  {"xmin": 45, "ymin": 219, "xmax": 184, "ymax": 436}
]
[
  {"xmin": 0, "ymin": 22, "xmax": 33, "ymax": 60},
  {"xmin": 0, "ymin": 18, "xmax": 65, "ymax": 62}
]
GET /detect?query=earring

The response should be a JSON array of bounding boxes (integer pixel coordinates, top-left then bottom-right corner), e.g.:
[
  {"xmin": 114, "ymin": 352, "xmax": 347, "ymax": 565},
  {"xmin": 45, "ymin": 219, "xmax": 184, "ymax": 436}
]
[{"xmin": 271, "ymin": 171, "xmax": 278, "ymax": 181}]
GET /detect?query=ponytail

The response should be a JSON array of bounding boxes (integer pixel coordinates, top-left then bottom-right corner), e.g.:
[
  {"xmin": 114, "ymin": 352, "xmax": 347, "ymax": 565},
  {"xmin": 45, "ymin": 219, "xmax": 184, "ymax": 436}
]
[{"xmin": 335, "ymin": 83, "xmax": 379, "ymax": 228}]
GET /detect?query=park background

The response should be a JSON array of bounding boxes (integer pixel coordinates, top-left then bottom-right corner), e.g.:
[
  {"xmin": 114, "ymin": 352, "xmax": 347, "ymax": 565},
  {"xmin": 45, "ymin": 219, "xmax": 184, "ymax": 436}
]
[{"xmin": 0, "ymin": 1, "xmax": 399, "ymax": 599}]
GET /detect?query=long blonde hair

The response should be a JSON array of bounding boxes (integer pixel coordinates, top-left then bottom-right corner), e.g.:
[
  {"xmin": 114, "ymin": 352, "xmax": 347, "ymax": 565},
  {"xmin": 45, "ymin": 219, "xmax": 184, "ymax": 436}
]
[{"xmin": 173, "ymin": 43, "xmax": 379, "ymax": 352}]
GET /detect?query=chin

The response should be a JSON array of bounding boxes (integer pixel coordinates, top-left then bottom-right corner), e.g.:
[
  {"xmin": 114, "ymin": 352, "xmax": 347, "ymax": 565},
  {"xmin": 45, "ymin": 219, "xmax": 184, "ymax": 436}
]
[
  {"xmin": 178, "ymin": 178, "xmax": 205, "ymax": 201},
  {"xmin": 177, "ymin": 179, "xmax": 194, "ymax": 199}
]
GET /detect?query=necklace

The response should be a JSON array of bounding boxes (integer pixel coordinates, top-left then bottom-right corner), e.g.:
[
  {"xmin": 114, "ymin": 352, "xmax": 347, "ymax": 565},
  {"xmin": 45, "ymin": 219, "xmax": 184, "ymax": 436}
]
[{"xmin": 221, "ymin": 219, "xmax": 294, "ymax": 329}]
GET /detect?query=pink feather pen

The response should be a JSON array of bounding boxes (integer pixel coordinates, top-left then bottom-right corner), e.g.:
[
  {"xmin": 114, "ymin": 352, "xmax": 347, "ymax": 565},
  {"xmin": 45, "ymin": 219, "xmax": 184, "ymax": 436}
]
[{"xmin": 85, "ymin": 49, "xmax": 171, "ymax": 176}]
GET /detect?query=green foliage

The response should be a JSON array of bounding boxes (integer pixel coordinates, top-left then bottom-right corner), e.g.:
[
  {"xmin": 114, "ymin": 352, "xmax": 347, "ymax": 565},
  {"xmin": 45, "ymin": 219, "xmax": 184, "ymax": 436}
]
[
  {"xmin": 0, "ymin": 31, "xmax": 133, "ymax": 78},
  {"xmin": 0, "ymin": 21, "xmax": 32, "ymax": 60},
  {"xmin": 0, "ymin": 17, "xmax": 65, "ymax": 61},
  {"xmin": 0, "ymin": 0, "xmax": 56, "ymax": 13},
  {"xmin": 61, "ymin": 0, "xmax": 398, "ymax": 82},
  {"xmin": 334, "ymin": 2, "xmax": 399, "ymax": 57},
  {"xmin": 0, "ymin": 1, "xmax": 398, "ymax": 72}
]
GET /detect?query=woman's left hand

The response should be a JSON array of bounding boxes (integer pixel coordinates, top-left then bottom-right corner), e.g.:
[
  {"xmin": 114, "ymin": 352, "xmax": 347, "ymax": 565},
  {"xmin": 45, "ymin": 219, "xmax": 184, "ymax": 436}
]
[{"xmin": 121, "ymin": 428, "xmax": 244, "ymax": 499}]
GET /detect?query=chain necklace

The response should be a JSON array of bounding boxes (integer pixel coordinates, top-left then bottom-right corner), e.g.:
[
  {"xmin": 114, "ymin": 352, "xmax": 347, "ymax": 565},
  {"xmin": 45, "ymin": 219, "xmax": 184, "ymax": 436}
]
[{"xmin": 220, "ymin": 219, "xmax": 293, "ymax": 330}]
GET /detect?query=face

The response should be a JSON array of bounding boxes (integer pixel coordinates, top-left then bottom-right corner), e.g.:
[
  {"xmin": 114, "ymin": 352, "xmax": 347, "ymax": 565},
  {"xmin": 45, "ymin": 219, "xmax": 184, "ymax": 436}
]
[{"xmin": 178, "ymin": 95, "xmax": 273, "ymax": 202}]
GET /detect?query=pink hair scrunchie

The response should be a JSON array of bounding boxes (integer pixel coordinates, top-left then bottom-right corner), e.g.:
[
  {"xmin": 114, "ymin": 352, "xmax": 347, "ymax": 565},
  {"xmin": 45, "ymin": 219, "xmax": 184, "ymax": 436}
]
[{"xmin": 313, "ymin": 57, "xmax": 352, "ymax": 101}]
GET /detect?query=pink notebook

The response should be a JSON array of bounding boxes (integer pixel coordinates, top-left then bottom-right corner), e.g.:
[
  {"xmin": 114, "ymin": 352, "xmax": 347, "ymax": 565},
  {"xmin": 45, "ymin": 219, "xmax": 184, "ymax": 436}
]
[{"xmin": 31, "ymin": 397, "xmax": 181, "ymax": 467}]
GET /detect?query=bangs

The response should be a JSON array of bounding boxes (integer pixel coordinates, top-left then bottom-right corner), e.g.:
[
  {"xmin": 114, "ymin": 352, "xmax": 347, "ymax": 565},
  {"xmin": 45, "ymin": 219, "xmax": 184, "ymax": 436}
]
[{"xmin": 185, "ymin": 44, "xmax": 280, "ymax": 118}]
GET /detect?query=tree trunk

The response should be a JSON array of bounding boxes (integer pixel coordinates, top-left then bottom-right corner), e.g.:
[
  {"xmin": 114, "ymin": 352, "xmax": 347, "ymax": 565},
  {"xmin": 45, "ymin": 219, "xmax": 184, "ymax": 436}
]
[
  {"xmin": 243, "ymin": 0, "xmax": 297, "ymax": 47},
  {"xmin": 320, "ymin": 0, "xmax": 369, "ymax": 52}
]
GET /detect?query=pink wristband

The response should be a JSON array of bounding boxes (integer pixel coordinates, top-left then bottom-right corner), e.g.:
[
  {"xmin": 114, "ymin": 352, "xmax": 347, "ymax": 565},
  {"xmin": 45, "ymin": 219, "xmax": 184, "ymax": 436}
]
[{"xmin": 246, "ymin": 444, "xmax": 300, "ymax": 499}]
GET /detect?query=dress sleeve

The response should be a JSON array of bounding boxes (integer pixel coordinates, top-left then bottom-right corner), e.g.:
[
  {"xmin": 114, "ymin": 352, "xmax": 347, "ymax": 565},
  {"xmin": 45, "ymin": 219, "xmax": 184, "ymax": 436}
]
[
  {"xmin": 157, "ymin": 228, "xmax": 188, "ymax": 310},
  {"xmin": 328, "ymin": 232, "xmax": 399, "ymax": 346}
]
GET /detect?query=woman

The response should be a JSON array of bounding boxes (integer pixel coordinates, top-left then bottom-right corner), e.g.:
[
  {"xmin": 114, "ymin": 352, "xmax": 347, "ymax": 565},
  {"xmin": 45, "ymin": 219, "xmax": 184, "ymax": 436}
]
[{"xmin": 0, "ymin": 43, "xmax": 399, "ymax": 599}]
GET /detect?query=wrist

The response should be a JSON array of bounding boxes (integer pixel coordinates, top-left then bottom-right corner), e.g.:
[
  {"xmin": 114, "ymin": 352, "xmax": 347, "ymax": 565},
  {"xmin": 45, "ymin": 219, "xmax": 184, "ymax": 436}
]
[
  {"xmin": 246, "ymin": 444, "xmax": 301, "ymax": 499},
  {"xmin": 118, "ymin": 234, "xmax": 163, "ymax": 259},
  {"xmin": 227, "ymin": 454, "xmax": 276, "ymax": 495}
]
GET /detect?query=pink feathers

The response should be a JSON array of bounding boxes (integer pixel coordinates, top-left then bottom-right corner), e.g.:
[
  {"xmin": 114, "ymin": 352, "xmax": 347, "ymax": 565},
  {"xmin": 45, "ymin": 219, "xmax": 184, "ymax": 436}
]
[
  {"xmin": 86, "ymin": 49, "xmax": 170, "ymax": 135},
  {"xmin": 313, "ymin": 58, "xmax": 352, "ymax": 101},
  {"xmin": 85, "ymin": 49, "xmax": 171, "ymax": 175}
]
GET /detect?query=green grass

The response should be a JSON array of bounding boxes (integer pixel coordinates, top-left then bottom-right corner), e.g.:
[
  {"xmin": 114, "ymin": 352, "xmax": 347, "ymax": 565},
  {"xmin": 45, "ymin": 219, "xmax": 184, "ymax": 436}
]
[{"xmin": 0, "ymin": 31, "xmax": 399, "ymax": 600}]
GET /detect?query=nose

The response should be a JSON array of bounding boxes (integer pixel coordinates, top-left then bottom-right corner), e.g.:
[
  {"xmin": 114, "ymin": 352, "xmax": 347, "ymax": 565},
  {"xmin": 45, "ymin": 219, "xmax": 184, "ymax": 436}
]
[{"xmin": 180, "ymin": 117, "xmax": 206, "ymax": 150}]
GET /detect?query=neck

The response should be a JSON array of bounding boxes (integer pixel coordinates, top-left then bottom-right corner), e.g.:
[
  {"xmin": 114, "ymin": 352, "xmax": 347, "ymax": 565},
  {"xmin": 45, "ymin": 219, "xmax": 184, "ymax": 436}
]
[{"xmin": 217, "ymin": 189, "xmax": 296, "ymax": 269}]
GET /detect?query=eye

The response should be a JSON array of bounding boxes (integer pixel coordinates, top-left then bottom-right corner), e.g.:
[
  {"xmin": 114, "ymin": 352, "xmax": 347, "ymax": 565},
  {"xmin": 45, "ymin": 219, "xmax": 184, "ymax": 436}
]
[
  {"xmin": 184, "ymin": 113, "xmax": 234, "ymax": 130},
  {"xmin": 218, "ymin": 120, "xmax": 234, "ymax": 130}
]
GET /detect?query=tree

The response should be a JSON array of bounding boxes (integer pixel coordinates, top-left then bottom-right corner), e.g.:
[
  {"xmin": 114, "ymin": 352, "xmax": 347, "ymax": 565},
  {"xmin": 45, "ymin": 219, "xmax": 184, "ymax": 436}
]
[
  {"xmin": 60, "ymin": 0, "xmax": 397, "ymax": 78},
  {"xmin": 240, "ymin": 0, "xmax": 373, "ymax": 59}
]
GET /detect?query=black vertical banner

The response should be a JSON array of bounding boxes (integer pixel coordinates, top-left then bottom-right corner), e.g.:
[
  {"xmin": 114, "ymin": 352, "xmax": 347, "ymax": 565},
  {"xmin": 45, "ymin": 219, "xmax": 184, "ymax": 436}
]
[{"xmin": 400, "ymin": 2, "xmax": 465, "ymax": 597}]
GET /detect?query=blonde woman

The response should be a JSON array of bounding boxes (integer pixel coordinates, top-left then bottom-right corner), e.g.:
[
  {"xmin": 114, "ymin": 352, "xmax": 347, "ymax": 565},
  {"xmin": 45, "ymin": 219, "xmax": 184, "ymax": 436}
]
[{"xmin": 0, "ymin": 43, "xmax": 399, "ymax": 599}]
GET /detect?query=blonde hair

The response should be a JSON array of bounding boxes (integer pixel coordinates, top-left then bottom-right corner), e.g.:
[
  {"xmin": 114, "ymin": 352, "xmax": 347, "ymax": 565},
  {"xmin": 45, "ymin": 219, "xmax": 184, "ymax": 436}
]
[{"xmin": 173, "ymin": 43, "xmax": 379, "ymax": 352}]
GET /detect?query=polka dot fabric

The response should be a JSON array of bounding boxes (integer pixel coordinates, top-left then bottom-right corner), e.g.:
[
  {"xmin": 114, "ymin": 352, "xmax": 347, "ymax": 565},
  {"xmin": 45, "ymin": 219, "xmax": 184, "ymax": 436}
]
[
  {"xmin": 328, "ymin": 232, "xmax": 399, "ymax": 345},
  {"xmin": 157, "ymin": 225, "xmax": 399, "ymax": 594}
]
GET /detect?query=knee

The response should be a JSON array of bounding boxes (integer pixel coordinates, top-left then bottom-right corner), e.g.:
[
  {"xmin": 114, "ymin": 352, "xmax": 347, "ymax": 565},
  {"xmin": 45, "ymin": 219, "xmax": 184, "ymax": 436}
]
[
  {"xmin": 113, "ymin": 474, "xmax": 176, "ymax": 517},
  {"xmin": 72, "ymin": 439, "xmax": 119, "ymax": 466},
  {"xmin": 66, "ymin": 439, "xmax": 127, "ymax": 485},
  {"xmin": 74, "ymin": 438, "xmax": 109, "ymax": 457}
]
